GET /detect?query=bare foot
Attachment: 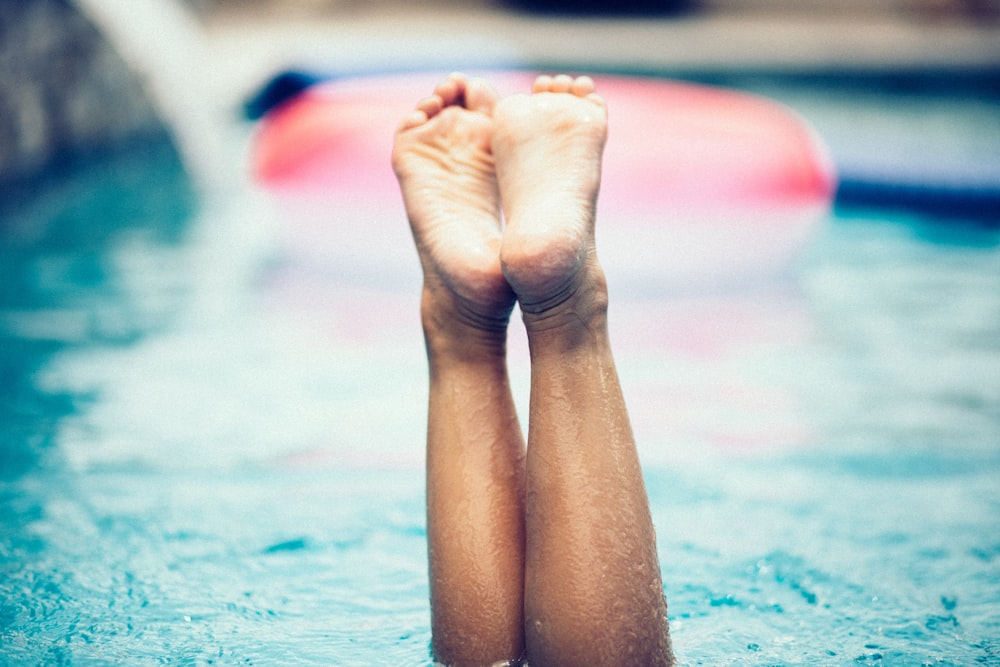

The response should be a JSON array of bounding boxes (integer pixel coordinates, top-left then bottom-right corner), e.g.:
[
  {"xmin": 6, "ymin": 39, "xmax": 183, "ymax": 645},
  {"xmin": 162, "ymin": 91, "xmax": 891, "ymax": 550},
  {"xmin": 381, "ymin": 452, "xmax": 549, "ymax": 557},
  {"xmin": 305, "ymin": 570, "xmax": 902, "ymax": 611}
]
[
  {"xmin": 392, "ymin": 73, "xmax": 515, "ymax": 342},
  {"xmin": 493, "ymin": 74, "xmax": 609, "ymax": 322}
]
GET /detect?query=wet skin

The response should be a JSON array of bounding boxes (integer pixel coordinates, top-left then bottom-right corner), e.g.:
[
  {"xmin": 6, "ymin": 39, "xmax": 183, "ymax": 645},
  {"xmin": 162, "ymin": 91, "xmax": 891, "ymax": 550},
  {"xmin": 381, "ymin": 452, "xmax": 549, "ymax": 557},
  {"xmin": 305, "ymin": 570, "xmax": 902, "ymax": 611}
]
[{"xmin": 393, "ymin": 72, "xmax": 673, "ymax": 667}]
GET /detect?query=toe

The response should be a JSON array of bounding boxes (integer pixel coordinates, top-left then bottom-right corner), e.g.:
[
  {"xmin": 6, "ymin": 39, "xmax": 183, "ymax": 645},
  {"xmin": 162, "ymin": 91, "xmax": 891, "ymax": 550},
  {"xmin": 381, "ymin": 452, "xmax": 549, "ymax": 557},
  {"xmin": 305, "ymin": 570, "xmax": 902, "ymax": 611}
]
[
  {"xmin": 533, "ymin": 74, "xmax": 553, "ymax": 93},
  {"xmin": 551, "ymin": 74, "xmax": 574, "ymax": 93},
  {"xmin": 436, "ymin": 74, "xmax": 464, "ymax": 107},
  {"xmin": 417, "ymin": 94, "xmax": 444, "ymax": 118},
  {"xmin": 572, "ymin": 76, "xmax": 596, "ymax": 97},
  {"xmin": 398, "ymin": 109, "xmax": 428, "ymax": 132},
  {"xmin": 464, "ymin": 76, "xmax": 498, "ymax": 116}
]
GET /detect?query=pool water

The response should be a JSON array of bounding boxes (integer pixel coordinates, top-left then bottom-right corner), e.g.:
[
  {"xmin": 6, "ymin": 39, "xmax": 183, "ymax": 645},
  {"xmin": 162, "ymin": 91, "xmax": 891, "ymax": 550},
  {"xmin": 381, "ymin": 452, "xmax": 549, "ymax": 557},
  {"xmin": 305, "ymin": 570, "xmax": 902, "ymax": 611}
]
[{"xmin": 2, "ymin": 84, "xmax": 1000, "ymax": 666}]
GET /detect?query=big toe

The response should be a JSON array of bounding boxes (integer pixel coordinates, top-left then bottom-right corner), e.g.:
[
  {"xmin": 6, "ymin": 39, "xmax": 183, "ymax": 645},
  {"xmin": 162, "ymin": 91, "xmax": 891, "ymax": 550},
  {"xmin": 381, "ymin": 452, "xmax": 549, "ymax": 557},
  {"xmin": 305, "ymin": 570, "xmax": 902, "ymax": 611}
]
[{"xmin": 461, "ymin": 75, "xmax": 498, "ymax": 116}]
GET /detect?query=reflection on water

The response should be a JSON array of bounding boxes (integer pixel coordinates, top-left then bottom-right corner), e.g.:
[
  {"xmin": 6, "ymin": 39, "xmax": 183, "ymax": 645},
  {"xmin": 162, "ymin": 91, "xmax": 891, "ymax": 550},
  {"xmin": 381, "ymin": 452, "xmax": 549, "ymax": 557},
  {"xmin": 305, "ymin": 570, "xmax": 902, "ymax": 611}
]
[{"xmin": 2, "ymin": 96, "xmax": 1000, "ymax": 665}]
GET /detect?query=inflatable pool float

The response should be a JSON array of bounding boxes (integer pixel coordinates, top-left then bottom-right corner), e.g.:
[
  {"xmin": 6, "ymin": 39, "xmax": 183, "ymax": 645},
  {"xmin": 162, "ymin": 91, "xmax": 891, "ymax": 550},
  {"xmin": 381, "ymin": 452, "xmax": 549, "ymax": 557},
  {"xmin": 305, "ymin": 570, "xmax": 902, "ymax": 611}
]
[{"xmin": 249, "ymin": 71, "xmax": 835, "ymax": 289}]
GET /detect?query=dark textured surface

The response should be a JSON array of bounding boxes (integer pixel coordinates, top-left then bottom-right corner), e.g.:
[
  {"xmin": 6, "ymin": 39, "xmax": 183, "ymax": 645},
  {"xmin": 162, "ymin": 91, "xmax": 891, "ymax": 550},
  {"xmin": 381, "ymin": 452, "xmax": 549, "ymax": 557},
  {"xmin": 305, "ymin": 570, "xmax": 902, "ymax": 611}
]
[{"xmin": 0, "ymin": 0, "xmax": 167, "ymax": 183}]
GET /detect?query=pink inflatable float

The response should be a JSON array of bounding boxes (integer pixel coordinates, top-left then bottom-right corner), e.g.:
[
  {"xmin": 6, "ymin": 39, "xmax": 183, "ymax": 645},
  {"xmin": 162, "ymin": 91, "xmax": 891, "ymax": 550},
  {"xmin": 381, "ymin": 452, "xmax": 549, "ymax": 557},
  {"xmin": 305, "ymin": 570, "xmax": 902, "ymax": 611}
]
[{"xmin": 251, "ymin": 71, "xmax": 834, "ymax": 288}]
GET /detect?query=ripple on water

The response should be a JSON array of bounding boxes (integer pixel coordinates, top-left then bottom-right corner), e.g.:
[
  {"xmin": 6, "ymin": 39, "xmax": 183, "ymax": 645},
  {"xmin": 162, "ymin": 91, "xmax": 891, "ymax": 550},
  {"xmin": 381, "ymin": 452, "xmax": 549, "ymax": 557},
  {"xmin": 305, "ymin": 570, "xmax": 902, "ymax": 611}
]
[{"xmin": 3, "ymin": 136, "xmax": 999, "ymax": 664}]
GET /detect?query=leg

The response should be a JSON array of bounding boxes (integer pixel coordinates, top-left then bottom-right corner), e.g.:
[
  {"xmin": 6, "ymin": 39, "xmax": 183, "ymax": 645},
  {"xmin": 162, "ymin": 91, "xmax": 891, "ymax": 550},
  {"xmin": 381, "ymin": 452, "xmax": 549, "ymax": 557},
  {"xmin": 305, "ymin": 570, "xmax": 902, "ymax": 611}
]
[
  {"xmin": 494, "ymin": 75, "xmax": 674, "ymax": 666},
  {"xmin": 392, "ymin": 74, "xmax": 526, "ymax": 666}
]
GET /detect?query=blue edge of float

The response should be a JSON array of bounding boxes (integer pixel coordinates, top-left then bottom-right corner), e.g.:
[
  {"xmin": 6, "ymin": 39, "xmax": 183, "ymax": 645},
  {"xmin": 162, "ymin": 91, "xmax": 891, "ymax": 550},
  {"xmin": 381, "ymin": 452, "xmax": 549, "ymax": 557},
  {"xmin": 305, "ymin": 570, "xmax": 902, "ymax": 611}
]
[{"xmin": 245, "ymin": 68, "xmax": 1000, "ymax": 227}]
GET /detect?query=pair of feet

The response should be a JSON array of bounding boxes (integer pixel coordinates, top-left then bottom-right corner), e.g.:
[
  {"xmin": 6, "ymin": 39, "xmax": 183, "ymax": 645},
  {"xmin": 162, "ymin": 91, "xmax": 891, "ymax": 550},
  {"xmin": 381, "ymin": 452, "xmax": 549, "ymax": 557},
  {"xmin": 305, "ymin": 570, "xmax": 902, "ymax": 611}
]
[{"xmin": 392, "ymin": 73, "xmax": 609, "ymax": 349}]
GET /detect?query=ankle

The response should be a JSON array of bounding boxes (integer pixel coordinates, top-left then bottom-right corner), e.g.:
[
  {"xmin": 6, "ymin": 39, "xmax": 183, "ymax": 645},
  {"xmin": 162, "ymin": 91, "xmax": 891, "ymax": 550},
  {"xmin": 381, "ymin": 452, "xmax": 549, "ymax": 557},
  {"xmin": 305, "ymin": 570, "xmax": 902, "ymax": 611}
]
[
  {"xmin": 421, "ymin": 287, "xmax": 511, "ymax": 363},
  {"xmin": 520, "ymin": 264, "xmax": 610, "ymax": 349}
]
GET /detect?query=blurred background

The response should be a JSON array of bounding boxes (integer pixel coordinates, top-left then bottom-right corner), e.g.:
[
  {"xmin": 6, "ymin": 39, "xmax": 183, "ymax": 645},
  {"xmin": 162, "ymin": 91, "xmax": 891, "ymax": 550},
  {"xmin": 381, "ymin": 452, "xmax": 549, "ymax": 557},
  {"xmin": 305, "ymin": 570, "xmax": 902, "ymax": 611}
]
[{"xmin": 2, "ymin": 0, "xmax": 999, "ymax": 191}]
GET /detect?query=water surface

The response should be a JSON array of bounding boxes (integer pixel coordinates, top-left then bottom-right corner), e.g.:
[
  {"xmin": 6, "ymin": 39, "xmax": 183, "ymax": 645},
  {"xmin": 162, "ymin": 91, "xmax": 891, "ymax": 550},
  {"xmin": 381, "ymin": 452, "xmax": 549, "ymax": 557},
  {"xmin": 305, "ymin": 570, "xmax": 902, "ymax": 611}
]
[{"xmin": 2, "ymin": 85, "xmax": 999, "ymax": 666}]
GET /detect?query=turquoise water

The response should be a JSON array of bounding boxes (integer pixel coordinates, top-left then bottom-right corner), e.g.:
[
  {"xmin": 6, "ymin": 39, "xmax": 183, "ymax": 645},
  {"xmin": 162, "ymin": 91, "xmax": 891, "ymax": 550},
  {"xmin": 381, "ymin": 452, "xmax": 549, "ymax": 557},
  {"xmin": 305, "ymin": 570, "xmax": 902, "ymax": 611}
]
[{"xmin": 2, "ymin": 88, "xmax": 1000, "ymax": 665}]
